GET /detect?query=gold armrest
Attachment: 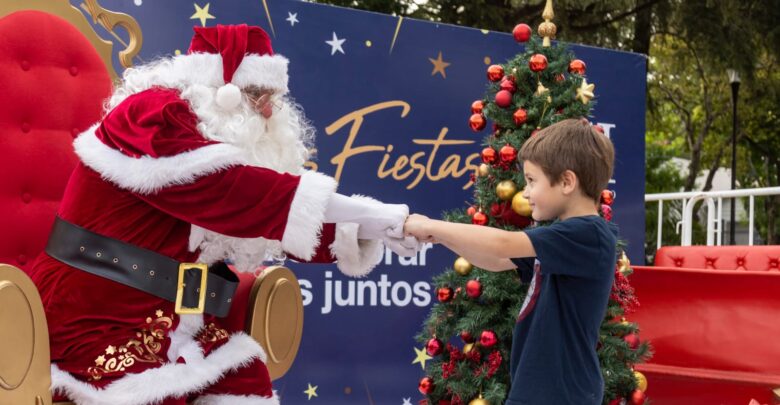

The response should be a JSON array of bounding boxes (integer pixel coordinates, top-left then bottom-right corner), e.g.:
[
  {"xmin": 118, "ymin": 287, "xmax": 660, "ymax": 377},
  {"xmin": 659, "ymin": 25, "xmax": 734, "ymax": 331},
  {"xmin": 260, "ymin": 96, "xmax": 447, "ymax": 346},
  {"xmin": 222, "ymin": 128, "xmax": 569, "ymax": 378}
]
[
  {"xmin": 0, "ymin": 264, "xmax": 52, "ymax": 405},
  {"xmin": 245, "ymin": 266, "xmax": 304, "ymax": 381}
]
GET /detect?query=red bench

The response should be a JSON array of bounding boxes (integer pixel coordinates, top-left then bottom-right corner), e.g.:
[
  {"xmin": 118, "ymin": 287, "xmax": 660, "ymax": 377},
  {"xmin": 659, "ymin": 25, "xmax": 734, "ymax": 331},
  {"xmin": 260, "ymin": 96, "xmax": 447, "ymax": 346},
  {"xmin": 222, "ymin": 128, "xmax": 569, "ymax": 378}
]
[{"xmin": 630, "ymin": 246, "xmax": 780, "ymax": 404}]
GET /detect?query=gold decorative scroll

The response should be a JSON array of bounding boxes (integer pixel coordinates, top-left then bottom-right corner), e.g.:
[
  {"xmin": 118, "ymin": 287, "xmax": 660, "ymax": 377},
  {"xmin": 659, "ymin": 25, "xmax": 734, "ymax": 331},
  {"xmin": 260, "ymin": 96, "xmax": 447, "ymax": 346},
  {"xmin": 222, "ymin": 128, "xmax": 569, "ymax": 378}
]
[{"xmin": 0, "ymin": 0, "xmax": 143, "ymax": 81}]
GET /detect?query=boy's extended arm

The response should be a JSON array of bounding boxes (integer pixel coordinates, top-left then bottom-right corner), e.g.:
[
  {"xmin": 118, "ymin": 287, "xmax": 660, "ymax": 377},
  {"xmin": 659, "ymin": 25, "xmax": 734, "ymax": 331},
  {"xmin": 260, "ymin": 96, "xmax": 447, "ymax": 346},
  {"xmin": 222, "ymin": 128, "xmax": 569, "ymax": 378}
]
[
  {"xmin": 438, "ymin": 239, "xmax": 517, "ymax": 272},
  {"xmin": 427, "ymin": 219, "xmax": 536, "ymax": 270}
]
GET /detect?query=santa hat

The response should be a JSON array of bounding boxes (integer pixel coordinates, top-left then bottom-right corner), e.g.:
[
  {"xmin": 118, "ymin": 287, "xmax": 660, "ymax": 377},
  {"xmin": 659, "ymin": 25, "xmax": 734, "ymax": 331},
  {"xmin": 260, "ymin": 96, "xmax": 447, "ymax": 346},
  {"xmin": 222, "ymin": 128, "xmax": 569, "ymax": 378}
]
[{"xmin": 182, "ymin": 24, "xmax": 289, "ymax": 110}]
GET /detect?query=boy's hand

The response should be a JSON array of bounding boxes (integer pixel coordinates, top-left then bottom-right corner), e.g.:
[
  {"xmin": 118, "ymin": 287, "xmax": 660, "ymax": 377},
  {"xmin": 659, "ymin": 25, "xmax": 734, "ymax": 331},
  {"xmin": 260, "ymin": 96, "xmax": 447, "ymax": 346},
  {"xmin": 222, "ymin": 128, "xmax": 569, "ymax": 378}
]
[{"xmin": 403, "ymin": 214, "xmax": 437, "ymax": 243}]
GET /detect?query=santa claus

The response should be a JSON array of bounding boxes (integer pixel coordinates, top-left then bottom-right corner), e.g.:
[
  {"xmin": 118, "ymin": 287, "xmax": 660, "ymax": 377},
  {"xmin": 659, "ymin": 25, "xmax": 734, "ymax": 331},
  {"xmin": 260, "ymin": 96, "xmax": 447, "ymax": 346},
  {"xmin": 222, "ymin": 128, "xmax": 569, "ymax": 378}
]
[{"xmin": 29, "ymin": 24, "xmax": 421, "ymax": 405}]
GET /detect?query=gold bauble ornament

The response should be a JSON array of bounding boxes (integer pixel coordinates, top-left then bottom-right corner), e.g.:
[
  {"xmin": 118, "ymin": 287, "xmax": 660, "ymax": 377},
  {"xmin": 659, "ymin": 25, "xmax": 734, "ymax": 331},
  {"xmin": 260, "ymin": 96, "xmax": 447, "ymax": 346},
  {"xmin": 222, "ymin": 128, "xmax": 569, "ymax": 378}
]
[
  {"xmin": 620, "ymin": 317, "xmax": 630, "ymax": 326},
  {"xmin": 454, "ymin": 257, "xmax": 473, "ymax": 276},
  {"xmin": 469, "ymin": 394, "xmax": 490, "ymax": 405},
  {"xmin": 463, "ymin": 343, "xmax": 475, "ymax": 353},
  {"xmin": 496, "ymin": 180, "xmax": 518, "ymax": 201},
  {"xmin": 511, "ymin": 192, "xmax": 533, "ymax": 216},
  {"xmin": 576, "ymin": 78, "xmax": 595, "ymax": 104},
  {"xmin": 478, "ymin": 163, "xmax": 490, "ymax": 177},
  {"xmin": 634, "ymin": 370, "xmax": 648, "ymax": 392}
]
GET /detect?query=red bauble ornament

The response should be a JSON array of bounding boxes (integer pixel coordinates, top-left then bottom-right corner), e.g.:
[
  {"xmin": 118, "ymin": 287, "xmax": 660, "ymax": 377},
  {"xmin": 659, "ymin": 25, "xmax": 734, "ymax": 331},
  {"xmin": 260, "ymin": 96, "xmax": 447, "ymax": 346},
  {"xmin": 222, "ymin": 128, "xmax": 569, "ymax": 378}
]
[
  {"xmin": 481, "ymin": 147, "xmax": 497, "ymax": 164},
  {"xmin": 437, "ymin": 287, "xmax": 454, "ymax": 303},
  {"xmin": 529, "ymin": 54, "xmax": 548, "ymax": 72},
  {"xmin": 490, "ymin": 202, "xmax": 502, "ymax": 217},
  {"xmin": 601, "ymin": 204, "xmax": 613, "ymax": 221},
  {"xmin": 418, "ymin": 377, "xmax": 434, "ymax": 395},
  {"xmin": 494, "ymin": 90, "xmax": 513, "ymax": 108},
  {"xmin": 500, "ymin": 144, "xmax": 517, "ymax": 163},
  {"xmin": 472, "ymin": 212, "xmax": 488, "ymax": 226},
  {"xmin": 568, "ymin": 59, "xmax": 587, "ymax": 75},
  {"xmin": 460, "ymin": 330, "xmax": 475, "ymax": 343},
  {"xmin": 593, "ymin": 124, "xmax": 604, "ymax": 134},
  {"xmin": 556, "ymin": 73, "xmax": 565, "ymax": 82},
  {"xmin": 466, "ymin": 206, "xmax": 477, "ymax": 216},
  {"xmin": 495, "ymin": 201, "xmax": 533, "ymax": 228},
  {"xmin": 512, "ymin": 108, "xmax": 528, "ymax": 126},
  {"xmin": 487, "ymin": 64, "xmax": 504, "ymax": 82},
  {"xmin": 500, "ymin": 78, "xmax": 517, "ymax": 93},
  {"xmin": 469, "ymin": 113, "xmax": 486, "ymax": 132},
  {"xmin": 608, "ymin": 399, "xmax": 622, "ymax": 405},
  {"xmin": 466, "ymin": 279, "xmax": 482, "ymax": 298},
  {"xmin": 601, "ymin": 190, "xmax": 615, "ymax": 205},
  {"xmin": 630, "ymin": 389, "xmax": 646, "ymax": 405},
  {"xmin": 624, "ymin": 333, "xmax": 640, "ymax": 350},
  {"xmin": 512, "ymin": 23, "xmax": 532, "ymax": 42},
  {"xmin": 471, "ymin": 100, "xmax": 485, "ymax": 114},
  {"xmin": 480, "ymin": 330, "xmax": 498, "ymax": 348},
  {"xmin": 426, "ymin": 337, "xmax": 444, "ymax": 356},
  {"xmin": 438, "ymin": 400, "xmax": 452, "ymax": 405}
]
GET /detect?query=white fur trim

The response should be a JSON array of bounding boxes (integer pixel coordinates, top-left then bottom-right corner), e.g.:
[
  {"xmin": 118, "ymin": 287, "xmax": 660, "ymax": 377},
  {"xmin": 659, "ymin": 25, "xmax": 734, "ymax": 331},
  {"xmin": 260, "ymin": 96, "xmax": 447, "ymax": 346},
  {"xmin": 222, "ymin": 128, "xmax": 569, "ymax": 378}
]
[
  {"xmin": 166, "ymin": 313, "xmax": 204, "ymax": 363},
  {"xmin": 51, "ymin": 333, "xmax": 266, "ymax": 405},
  {"xmin": 189, "ymin": 225, "xmax": 285, "ymax": 273},
  {"xmin": 193, "ymin": 392, "xmax": 280, "ymax": 405},
  {"xmin": 73, "ymin": 127, "xmax": 248, "ymax": 194},
  {"xmin": 172, "ymin": 53, "xmax": 289, "ymax": 94},
  {"xmin": 280, "ymin": 171, "xmax": 338, "ymax": 260},
  {"xmin": 330, "ymin": 222, "xmax": 384, "ymax": 278}
]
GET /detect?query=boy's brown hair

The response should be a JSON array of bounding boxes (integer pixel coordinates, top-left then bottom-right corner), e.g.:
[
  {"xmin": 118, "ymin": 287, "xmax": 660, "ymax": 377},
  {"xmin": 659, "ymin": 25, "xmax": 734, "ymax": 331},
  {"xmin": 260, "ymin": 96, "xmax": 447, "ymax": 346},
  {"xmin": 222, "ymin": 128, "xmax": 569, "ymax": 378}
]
[{"xmin": 519, "ymin": 118, "xmax": 615, "ymax": 202}]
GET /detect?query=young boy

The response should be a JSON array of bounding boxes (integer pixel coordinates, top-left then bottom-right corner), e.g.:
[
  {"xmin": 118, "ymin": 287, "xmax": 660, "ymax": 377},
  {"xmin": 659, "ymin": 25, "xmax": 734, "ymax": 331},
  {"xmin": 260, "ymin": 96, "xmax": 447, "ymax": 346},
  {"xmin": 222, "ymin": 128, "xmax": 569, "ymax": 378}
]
[{"xmin": 404, "ymin": 118, "xmax": 619, "ymax": 404}]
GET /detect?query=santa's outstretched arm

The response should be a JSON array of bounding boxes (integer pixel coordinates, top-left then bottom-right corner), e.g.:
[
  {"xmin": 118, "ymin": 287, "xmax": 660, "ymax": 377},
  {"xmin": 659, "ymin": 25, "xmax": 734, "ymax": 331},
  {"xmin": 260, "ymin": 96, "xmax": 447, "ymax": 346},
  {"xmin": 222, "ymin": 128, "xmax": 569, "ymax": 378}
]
[{"xmin": 127, "ymin": 162, "xmax": 416, "ymax": 276}]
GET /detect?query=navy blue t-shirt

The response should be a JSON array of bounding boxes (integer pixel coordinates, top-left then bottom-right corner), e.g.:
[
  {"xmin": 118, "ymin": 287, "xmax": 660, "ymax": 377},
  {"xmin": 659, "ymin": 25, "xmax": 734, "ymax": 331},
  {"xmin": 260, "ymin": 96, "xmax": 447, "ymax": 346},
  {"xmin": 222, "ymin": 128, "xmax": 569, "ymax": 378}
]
[{"xmin": 507, "ymin": 215, "xmax": 618, "ymax": 405}]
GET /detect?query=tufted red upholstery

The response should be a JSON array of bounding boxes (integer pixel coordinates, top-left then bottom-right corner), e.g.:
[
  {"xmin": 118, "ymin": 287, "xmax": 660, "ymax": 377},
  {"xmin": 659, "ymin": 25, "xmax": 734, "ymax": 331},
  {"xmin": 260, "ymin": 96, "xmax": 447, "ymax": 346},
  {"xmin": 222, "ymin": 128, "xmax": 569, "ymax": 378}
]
[
  {"xmin": 0, "ymin": 10, "xmax": 112, "ymax": 272},
  {"xmin": 629, "ymin": 246, "xmax": 780, "ymax": 404},
  {"xmin": 655, "ymin": 245, "xmax": 780, "ymax": 271}
]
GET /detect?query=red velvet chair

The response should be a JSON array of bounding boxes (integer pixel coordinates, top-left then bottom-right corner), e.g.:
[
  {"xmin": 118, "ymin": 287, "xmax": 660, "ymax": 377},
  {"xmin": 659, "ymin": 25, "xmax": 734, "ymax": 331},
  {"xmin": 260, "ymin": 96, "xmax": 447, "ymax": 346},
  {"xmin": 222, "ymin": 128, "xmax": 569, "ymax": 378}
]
[
  {"xmin": 630, "ymin": 246, "xmax": 780, "ymax": 404},
  {"xmin": 0, "ymin": 3, "xmax": 302, "ymax": 404}
]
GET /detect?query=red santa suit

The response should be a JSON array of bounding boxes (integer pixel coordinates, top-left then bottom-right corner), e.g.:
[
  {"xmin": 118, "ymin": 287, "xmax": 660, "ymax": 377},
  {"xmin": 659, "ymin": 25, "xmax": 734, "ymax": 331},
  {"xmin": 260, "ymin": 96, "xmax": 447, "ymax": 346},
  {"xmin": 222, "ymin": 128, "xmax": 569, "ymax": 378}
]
[{"xmin": 28, "ymin": 25, "xmax": 393, "ymax": 405}]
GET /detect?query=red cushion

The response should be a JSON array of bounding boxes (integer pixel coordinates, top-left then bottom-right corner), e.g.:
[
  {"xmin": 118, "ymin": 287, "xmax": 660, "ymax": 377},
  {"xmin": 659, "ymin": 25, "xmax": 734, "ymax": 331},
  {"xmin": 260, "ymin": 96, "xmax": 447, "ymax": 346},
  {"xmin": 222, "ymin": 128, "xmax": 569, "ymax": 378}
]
[
  {"xmin": 655, "ymin": 245, "xmax": 780, "ymax": 271},
  {"xmin": 631, "ymin": 265, "xmax": 780, "ymax": 403},
  {"xmin": 0, "ymin": 10, "xmax": 112, "ymax": 271}
]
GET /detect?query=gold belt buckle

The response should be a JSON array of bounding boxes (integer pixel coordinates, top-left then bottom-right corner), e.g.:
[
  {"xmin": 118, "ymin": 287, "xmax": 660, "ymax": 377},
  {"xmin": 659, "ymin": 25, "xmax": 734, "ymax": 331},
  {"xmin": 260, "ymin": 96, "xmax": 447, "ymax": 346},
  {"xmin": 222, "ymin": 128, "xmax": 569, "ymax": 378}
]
[{"xmin": 175, "ymin": 263, "xmax": 208, "ymax": 314}]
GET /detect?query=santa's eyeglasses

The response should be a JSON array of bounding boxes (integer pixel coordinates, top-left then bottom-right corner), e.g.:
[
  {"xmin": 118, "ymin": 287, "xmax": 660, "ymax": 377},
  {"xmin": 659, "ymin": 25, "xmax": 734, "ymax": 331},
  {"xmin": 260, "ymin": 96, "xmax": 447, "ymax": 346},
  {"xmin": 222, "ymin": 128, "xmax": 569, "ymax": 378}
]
[{"xmin": 243, "ymin": 87, "xmax": 281, "ymax": 119}]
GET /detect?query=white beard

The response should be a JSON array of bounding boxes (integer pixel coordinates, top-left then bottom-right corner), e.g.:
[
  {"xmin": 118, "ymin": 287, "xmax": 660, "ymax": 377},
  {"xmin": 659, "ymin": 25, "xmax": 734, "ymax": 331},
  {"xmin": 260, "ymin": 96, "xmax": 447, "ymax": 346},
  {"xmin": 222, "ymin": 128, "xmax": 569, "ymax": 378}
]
[
  {"xmin": 106, "ymin": 57, "xmax": 321, "ymax": 272},
  {"xmin": 180, "ymin": 84, "xmax": 314, "ymax": 175}
]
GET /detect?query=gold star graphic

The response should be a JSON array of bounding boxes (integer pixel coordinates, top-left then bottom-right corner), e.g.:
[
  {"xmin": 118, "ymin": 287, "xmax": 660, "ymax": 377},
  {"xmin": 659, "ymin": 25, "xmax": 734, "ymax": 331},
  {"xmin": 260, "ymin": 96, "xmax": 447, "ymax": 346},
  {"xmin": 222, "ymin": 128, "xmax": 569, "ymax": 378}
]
[
  {"xmin": 156, "ymin": 309, "xmax": 164, "ymax": 318},
  {"xmin": 105, "ymin": 345, "xmax": 116, "ymax": 355},
  {"xmin": 304, "ymin": 383, "xmax": 318, "ymax": 400},
  {"xmin": 412, "ymin": 346, "xmax": 433, "ymax": 370},
  {"xmin": 429, "ymin": 51, "xmax": 451, "ymax": 78},
  {"xmin": 190, "ymin": 3, "xmax": 215, "ymax": 27},
  {"xmin": 576, "ymin": 78, "xmax": 595, "ymax": 104},
  {"xmin": 95, "ymin": 355, "xmax": 106, "ymax": 366}
]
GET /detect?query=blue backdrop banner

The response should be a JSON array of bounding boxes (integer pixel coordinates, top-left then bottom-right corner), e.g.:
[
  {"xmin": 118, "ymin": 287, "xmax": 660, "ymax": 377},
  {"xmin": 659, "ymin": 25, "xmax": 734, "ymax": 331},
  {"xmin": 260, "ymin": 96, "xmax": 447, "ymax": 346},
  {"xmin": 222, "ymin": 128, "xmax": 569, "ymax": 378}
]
[{"xmin": 96, "ymin": 1, "xmax": 647, "ymax": 403}]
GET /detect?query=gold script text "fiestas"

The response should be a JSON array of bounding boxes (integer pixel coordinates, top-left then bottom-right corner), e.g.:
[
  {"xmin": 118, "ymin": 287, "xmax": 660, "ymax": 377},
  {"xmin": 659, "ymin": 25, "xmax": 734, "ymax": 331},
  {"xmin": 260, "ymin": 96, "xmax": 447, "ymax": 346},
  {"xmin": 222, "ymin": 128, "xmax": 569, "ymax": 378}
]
[{"xmin": 314, "ymin": 101, "xmax": 481, "ymax": 190}]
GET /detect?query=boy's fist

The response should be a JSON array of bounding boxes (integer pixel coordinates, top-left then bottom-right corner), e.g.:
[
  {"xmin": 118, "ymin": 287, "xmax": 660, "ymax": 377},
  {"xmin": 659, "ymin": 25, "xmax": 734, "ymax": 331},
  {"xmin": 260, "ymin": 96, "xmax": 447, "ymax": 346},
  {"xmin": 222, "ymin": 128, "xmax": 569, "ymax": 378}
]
[{"xmin": 403, "ymin": 214, "xmax": 436, "ymax": 243}]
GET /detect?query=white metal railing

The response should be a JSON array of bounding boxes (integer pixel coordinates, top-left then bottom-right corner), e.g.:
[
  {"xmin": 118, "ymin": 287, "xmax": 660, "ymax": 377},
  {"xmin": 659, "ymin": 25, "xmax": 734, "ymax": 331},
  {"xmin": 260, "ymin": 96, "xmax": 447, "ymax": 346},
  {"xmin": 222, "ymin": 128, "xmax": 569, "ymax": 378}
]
[{"xmin": 645, "ymin": 187, "xmax": 780, "ymax": 249}]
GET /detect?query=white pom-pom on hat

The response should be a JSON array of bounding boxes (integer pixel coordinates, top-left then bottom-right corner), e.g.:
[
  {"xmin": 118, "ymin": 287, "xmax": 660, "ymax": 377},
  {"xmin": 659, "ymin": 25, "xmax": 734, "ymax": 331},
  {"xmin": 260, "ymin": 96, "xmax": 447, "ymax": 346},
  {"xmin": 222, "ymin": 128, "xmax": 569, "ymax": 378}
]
[{"xmin": 216, "ymin": 83, "xmax": 242, "ymax": 110}]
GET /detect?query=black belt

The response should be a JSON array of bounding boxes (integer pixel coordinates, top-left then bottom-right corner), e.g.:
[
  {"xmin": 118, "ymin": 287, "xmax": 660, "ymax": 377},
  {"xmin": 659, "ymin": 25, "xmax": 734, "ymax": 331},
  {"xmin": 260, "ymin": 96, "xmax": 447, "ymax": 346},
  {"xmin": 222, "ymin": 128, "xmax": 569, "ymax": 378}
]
[{"xmin": 45, "ymin": 217, "xmax": 238, "ymax": 317}]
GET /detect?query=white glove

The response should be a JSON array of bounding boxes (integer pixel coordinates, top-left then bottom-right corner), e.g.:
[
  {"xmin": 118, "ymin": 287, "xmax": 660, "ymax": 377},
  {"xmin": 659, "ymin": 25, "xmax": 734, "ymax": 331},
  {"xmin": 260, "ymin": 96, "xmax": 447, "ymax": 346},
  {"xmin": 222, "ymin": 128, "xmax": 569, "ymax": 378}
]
[
  {"xmin": 384, "ymin": 234, "xmax": 423, "ymax": 257},
  {"xmin": 323, "ymin": 194, "xmax": 408, "ymax": 240}
]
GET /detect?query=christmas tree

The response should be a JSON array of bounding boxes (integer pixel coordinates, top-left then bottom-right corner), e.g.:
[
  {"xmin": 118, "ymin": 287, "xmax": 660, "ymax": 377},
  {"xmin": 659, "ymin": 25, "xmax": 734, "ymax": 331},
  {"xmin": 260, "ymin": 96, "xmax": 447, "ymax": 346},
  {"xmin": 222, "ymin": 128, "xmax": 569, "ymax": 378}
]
[{"xmin": 414, "ymin": 2, "xmax": 652, "ymax": 404}]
